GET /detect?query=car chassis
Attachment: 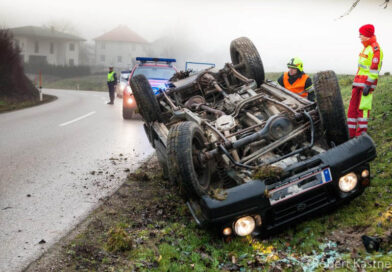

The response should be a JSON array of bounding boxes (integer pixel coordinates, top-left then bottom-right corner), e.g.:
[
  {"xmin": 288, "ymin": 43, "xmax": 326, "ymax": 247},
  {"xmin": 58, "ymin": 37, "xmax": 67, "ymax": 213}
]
[{"xmin": 131, "ymin": 37, "xmax": 376, "ymax": 237}]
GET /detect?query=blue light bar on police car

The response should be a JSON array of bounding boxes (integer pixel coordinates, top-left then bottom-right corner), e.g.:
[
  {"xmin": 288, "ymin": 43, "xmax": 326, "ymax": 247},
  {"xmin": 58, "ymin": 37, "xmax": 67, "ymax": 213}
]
[{"xmin": 136, "ymin": 57, "xmax": 176, "ymax": 63}]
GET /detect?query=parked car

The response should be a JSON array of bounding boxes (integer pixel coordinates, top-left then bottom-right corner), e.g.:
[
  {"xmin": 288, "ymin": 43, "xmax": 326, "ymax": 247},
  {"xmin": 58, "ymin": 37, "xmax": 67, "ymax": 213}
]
[
  {"xmin": 122, "ymin": 57, "xmax": 177, "ymax": 119},
  {"xmin": 116, "ymin": 70, "xmax": 131, "ymax": 98},
  {"xmin": 130, "ymin": 37, "xmax": 376, "ymax": 237}
]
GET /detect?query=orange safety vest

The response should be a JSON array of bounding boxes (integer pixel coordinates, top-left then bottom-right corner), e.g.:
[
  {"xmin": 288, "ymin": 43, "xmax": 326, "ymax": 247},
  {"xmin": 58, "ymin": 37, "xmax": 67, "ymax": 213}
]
[{"xmin": 283, "ymin": 72, "xmax": 309, "ymax": 98}]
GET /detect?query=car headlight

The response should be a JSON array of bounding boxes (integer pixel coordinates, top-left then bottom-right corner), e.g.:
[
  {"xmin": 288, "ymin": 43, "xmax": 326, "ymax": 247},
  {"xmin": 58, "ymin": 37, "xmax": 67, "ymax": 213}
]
[
  {"xmin": 234, "ymin": 216, "xmax": 255, "ymax": 236},
  {"xmin": 339, "ymin": 172, "xmax": 358, "ymax": 192},
  {"xmin": 127, "ymin": 86, "xmax": 132, "ymax": 94}
]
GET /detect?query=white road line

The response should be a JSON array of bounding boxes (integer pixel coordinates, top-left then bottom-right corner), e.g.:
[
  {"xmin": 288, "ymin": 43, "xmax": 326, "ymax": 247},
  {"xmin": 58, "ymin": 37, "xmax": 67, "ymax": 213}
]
[{"xmin": 59, "ymin": 111, "xmax": 96, "ymax": 127}]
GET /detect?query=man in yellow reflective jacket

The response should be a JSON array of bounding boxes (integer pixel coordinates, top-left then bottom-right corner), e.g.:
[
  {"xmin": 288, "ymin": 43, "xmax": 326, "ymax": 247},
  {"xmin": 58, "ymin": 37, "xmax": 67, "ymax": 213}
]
[
  {"xmin": 347, "ymin": 24, "xmax": 383, "ymax": 138},
  {"xmin": 107, "ymin": 66, "xmax": 117, "ymax": 105}
]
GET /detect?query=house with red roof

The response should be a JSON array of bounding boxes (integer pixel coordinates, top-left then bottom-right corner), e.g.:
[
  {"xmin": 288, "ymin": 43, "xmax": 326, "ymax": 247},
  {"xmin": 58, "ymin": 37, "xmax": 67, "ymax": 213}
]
[{"xmin": 94, "ymin": 26, "xmax": 148, "ymax": 69}]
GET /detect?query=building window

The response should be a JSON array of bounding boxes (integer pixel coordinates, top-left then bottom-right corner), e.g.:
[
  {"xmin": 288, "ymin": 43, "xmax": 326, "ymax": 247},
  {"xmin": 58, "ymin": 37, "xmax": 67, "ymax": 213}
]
[
  {"xmin": 34, "ymin": 41, "xmax": 39, "ymax": 53},
  {"xmin": 117, "ymin": 56, "xmax": 122, "ymax": 63},
  {"xmin": 69, "ymin": 43, "xmax": 75, "ymax": 51},
  {"xmin": 100, "ymin": 55, "xmax": 105, "ymax": 62},
  {"xmin": 50, "ymin": 43, "xmax": 54, "ymax": 54},
  {"xmin": 69, "ymin": 59, "xmax": 74, "ymax": 66},
  {"xmin": 101, "ymin": 42, "xmax": 105, "ymax": 49}
]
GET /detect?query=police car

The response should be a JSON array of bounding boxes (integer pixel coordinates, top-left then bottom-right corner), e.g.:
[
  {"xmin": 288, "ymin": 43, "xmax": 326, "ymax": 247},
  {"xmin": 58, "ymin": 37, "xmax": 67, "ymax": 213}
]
[{"xmin": 122, "ymin": 57, "xmax": 177, "ymax": 119}]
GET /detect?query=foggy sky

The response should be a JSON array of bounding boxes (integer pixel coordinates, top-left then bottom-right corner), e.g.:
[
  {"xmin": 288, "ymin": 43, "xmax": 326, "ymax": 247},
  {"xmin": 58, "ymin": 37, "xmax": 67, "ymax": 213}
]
[{"xmin": 1, "ymin": 0, "xmax": 391, "ymax": 74}]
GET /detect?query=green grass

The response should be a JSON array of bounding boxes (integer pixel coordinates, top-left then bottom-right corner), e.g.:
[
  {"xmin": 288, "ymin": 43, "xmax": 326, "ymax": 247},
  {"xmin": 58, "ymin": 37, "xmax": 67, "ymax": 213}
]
[
  {"xmin": 43, "ymin": 74, "xmax": 107, "ymax": 92},
  {"xmin": 39, "ymin": 75, "xmax": 392, "ymax": 272},
  {"xmin": 0, "ymin": 94, "xmax": 56, "ymax": 113}
]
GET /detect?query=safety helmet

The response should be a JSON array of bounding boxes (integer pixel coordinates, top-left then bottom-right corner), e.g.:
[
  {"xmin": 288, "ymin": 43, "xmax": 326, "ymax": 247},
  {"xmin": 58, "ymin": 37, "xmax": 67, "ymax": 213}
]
[{"xmin": 287, "ymin": 57, "xmax": 303, "ymax": 72}]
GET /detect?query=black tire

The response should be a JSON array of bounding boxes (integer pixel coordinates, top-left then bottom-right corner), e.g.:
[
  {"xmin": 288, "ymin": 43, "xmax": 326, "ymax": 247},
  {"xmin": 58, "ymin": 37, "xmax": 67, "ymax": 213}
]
[
  {"xmin": 314, "ymin": 70, "xmax": 349, "ymax": 146},
  {"xmin": 130, "ymin": 74, "xmax": 161, "ymax": 123},
  {"xmin": 122, "ymin": 107, "xmax": 134, "ymax": 119},
  {"xmin": 167, "ymin": 122, "xmax": 211, "ymax": 199},
  {"xmin": 230, "ymin": 37, "xmax": 265, "ymax": 86},
  {"xmin": 154, "ymin": 139, "xmax": 169, "ymax": 180}
]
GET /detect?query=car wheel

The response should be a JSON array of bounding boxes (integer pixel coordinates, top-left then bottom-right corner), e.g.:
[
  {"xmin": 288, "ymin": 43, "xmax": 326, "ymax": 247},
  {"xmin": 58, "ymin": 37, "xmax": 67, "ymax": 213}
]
[
  {"xmin": 314, "ymin": 70, "xmax": 349, "ymax": 146},
  {"xmin": 167, "ymin": 121, "xmax": 211, "ymax": 199},
  {"xmin": 230, "ymin": 37, "xmax": 265, "ymax": 86},
  {"xmin": 130, "ymin": 74, "xmax": 162, "ymax": 123},
  {"xmin": 122, "ymin": 107, "xmax": 134, "ymax": 119},
  {"xmin": 154, "ymin": 139, "xmax": 169, "ymax": 180}
]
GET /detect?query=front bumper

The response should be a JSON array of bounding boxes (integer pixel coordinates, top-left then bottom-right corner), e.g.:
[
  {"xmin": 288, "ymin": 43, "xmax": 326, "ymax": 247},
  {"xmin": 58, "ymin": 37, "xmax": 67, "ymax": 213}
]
[{"xmin": 188, "ymin": 133, "xmax": 376, "ymax": 235}]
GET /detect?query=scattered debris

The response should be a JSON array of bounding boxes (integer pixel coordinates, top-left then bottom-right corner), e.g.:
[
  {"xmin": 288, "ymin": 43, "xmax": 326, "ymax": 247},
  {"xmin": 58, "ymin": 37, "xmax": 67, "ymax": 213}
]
[
  {"xmin": 38, "ymin": 239, "xmax": 46, "ymax": 244},
  {"xmin": 128, "ymin": 171, "xmax": 150, "ymax": 181},
  {"xmin": 362, "ymin": 235, "xmax": 382, "ymax": 252},
  {"xmin": 210, "ymin": 188, "xmax": 228, "ymax": 201},
  {"xmin": 26, "ymin": 194, "xmax": 31, "ymax": 197},
  {"xmin": 252, "ymin": 165, "xmax": 284, "ymax": 180}
]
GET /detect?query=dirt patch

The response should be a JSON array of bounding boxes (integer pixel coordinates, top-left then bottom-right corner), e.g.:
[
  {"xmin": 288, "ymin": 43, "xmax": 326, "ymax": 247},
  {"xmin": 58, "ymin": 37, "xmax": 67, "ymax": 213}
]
[{"xmin": 328, "ymin": 225, "xmax": 370, "ymax": 253}]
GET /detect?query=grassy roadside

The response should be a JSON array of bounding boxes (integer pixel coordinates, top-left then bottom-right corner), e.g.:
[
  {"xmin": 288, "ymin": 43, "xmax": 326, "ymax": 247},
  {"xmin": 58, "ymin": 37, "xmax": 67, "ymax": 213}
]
[
  {"xmin": 43, "ymin": 75, "xmax": 108, "ymax": 92},
  {"xmin": 0, "ymin": 94, "xmax": 57, "ymax": 113},
  {"xmin": 28, "ymin": 75, "xmax": 392, "ymax": 272}
]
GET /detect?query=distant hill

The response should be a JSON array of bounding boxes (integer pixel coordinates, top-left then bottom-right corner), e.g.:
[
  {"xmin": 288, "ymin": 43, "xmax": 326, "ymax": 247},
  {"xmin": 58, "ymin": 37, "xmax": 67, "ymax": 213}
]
[{"xmin": 0, "ymin": 29, "xmax": 38, "ymax": 102}]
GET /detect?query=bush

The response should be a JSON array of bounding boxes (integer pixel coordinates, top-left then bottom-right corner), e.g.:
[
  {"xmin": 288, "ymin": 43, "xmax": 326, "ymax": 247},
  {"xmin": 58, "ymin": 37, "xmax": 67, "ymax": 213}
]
[
  {"xmin": 384, "ymin": 72, "xmax": 390, "ymax": 76},
  {"xmin": 0, "ymin": 29, "xmax": 38, "ymax": 101}
]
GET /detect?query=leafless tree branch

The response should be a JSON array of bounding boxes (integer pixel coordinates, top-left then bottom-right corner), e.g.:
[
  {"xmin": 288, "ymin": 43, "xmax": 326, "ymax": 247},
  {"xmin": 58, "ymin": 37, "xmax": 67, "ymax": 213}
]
[{"xmin": 338, "ymin": 0, "xmax": 389, "ymax": 20}]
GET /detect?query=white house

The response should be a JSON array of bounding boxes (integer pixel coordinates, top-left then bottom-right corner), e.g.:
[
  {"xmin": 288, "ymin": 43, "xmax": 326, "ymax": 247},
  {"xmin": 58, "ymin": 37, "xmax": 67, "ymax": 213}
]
[
  {"xmin": 94, "ymin": 26, "xmax": 149, "ymax": 69},
  {"xmin": 10, "ymin": 26, "xmax": 85, "ymax": 66}
]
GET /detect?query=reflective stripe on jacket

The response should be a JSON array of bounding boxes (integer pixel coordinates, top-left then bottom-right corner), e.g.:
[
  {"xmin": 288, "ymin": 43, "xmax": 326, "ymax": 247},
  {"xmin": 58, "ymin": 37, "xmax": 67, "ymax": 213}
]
[
  {"xmin": 353, "ymin": 36, "xmax": 383, "ymax": 90},
  {"xmin": 283, "ymin": 72, "xmax": 310, "ymax": 98}
]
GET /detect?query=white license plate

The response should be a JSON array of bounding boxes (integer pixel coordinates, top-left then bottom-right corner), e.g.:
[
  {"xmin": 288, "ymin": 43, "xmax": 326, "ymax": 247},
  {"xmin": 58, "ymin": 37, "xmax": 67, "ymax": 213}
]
[{"xmin": 269, "ymin": 168, "xmax": 332, "ymax": 205}]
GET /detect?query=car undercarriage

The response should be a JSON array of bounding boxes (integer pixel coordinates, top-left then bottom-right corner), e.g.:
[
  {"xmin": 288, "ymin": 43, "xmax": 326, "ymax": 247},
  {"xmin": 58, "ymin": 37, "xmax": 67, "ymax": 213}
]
[{"xmin": 130, "ymin": 37, "xmax": 376, "ymax": 237}]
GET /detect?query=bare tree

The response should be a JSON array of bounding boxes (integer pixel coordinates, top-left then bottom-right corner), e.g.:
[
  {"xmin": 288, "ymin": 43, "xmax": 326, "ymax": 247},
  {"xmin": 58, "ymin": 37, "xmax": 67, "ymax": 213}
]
[{"xmin": 339, "ymin": 0, "xmax": 389, "ymax": 19}]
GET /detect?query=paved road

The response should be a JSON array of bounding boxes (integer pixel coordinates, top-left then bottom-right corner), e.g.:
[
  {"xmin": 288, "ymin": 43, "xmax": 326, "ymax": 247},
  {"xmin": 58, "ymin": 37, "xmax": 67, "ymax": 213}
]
[{"xmin": 0, "ymin": 89, "xmax": 154, "ymax": 272}]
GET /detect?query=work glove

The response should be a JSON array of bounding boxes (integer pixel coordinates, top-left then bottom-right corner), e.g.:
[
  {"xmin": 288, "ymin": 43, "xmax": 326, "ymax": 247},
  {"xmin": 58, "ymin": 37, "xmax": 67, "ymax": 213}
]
[{"xmin": 362, "ymin": 85, "xmax": 371, "ymax": 96}]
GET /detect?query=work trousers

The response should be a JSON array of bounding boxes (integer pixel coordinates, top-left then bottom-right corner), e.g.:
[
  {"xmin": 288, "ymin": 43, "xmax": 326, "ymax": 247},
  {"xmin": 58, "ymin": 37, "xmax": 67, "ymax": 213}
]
[
  {"xmin": 347, "ymin": 87, "xmax": 369, "ymax": 138},
  {"xmin": 108, "ymin": 84, "xmax": 115, "ymax": 103}
]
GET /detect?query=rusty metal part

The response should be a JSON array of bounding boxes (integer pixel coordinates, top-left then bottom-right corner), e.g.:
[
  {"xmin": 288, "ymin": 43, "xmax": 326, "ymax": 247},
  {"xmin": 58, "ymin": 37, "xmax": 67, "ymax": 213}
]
[
  {"xmin": 226, "ymin": 122, "xmax": 266, "ymax": 138},
  {"xmin": 262, "ymin": 96, "xmax": 297, "ymax": 115},
  {"xmin": 203, "ymin": 120, "xmax": 229, "ymax": 144},
  {"xmin": 161, "ymin": 90, "xmax": 179, "ymax": 111},
  {"xmin": 224, "ymin": 131, "xmax": 240, "ymax": 161},
  {"xmin": 198, "ymin": 72, "xmax": 228, "ymax": 97},
  {"xmin": 241, "ymin": 123, "xmax": 310, "ymax": 165},
  {"xmin": 199, "ymin": 104, "xmax": 225, "ymax": 117},
  {"xmin": 226, "ymin": 63, "xmax": 253, "ymax": 84},
  {"xmin": 246, "ymin": 112, "xmax": 263, "ymax": 124},
  {"xmin": 184, "ymin": 95, "xmax": 206, "ymax": 109},
  {"xmin": 222, "ymin": 73, "xmax": 233, "ymax": 91}
]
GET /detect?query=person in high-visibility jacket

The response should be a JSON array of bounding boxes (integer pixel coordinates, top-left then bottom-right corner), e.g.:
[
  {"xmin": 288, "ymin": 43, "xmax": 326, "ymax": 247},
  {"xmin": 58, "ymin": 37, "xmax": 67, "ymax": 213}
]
[
  {"xmin": 347, "ymin": 24, "xmax": 383, "ymax": 138},
  {"xmin": 107, "ymin": 66, "xmax": 117, "ymax": 105},
  {"xmin": 278, "ymin": 57, "xmax": 314, "ymax": 101}
]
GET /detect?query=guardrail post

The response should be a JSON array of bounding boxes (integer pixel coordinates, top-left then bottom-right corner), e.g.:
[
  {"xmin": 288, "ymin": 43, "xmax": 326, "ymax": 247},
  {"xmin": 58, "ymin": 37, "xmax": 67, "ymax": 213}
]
[{"xmin": 39, "ymin": 71, "xmax": 43, "ymax": 101}]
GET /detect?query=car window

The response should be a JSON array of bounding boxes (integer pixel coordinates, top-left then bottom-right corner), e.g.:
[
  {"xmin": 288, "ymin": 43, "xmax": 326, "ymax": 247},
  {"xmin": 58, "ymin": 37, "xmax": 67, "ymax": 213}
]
[
  {"xmin": 133, "ymin": 66, "xmax": 176, "ymax": 80},
  {"xmin": 120, "ymin": 72, "xmax": 130, "ymax": 82}
]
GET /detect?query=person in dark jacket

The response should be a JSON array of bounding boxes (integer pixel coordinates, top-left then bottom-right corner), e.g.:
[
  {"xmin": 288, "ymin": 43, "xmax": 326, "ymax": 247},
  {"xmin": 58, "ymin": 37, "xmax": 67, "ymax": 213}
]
[
  {"xmin": 107, "ymin": 66, "xmax": 117, "ymax": 104},
  {"xmin": 278, "ymin": 57, "xmax": 314, "ymax": 101}
]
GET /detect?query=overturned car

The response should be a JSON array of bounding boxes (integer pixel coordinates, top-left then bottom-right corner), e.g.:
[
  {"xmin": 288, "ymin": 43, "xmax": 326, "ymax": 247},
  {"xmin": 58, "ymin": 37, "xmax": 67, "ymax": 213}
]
[{"xmin": 131, "ymin": 37, "xmax": 376, "ymax": 237}]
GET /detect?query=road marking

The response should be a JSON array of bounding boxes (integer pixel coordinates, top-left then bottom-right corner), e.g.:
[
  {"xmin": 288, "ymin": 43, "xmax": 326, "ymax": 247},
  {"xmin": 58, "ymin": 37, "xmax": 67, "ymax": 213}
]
[{"xmin": 59, "ymin": 111, "xmax": 96, "ymax": 127}]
